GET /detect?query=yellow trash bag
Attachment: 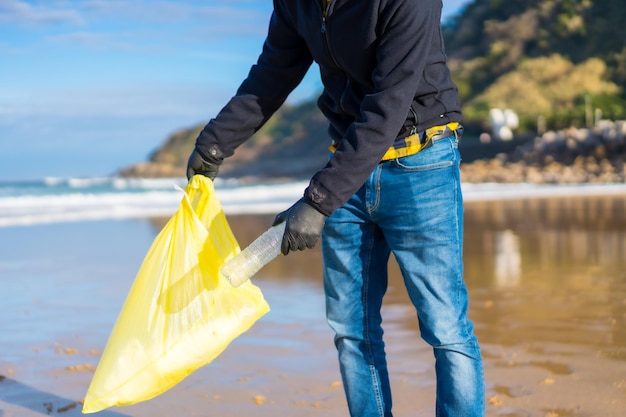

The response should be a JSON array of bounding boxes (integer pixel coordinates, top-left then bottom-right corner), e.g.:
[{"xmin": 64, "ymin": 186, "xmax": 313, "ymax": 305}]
[{"xmin": 82, "ymin": 175, "xmax": 270, "ymax": 413}]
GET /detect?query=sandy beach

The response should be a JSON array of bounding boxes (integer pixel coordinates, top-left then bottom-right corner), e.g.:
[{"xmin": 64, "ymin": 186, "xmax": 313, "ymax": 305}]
[{"xmin": 2, "ymin": 197, "xmax": 626, "ymax": 417}]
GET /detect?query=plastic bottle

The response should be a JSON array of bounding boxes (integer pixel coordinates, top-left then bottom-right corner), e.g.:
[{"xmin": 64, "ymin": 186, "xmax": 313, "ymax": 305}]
[{"xmin": 220, "ymin": 222, "xmax": 286, "ymax": 287}]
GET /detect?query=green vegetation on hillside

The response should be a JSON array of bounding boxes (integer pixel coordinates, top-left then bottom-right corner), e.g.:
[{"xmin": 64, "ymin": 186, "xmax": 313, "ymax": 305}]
[{"xmin": 444, "ymin": 0, "xmax": 626, "ymax": 132}]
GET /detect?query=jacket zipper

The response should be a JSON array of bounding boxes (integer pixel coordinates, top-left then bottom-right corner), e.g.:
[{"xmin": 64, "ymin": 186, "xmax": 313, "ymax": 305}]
[
  {"xmin": 409, "ymin": 107, "xmax": 419, "ymax": 135},
  {"xmin": 320, "ymin": 0, "xmax": 338, "ymax": 68},
  {"xmin": 320, "ymin": 0, "xmax": 349, "ymax": 113},
  {"xmin": 321, "ymin": 0, "xmax": 331, "ymax": 33}
]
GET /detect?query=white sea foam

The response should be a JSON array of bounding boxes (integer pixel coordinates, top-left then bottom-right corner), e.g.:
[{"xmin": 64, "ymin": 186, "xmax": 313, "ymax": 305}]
[
  {"xmin": 0, "ymin": 191, "xmax": 183, "ymax": 227},
  {"xmin": 111, "ymin": 177, "xmax": 189, "ymax": 190},
  {"xmin": 0, "ymin": 179, "xmax": 307, "ymax": 228},
  {"xmin": 0, "ymin": 178, "xmax": 625, "ymax": 228},
  {"xmin": 462, "ymin": 182, "xmax": 626, "ymax": 201}
]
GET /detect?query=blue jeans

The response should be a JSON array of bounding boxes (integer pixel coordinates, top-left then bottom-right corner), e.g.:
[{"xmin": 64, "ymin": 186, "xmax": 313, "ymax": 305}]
[{"xmin": 321, "ymin": 135, "xmax": 484, "ymax": 417}]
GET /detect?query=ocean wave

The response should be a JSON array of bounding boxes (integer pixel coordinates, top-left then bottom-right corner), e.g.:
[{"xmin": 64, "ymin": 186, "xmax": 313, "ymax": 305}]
[
  {"xmin": 0, "ymin": 191, "xmax": 183, "ymax": 227},
  {"xmin": 0, "ymin": 179, "xmax": 306, "ymax": 227},
  {"xmin": 1, "ymin": 178, "xmax": 625, "ymax": 228},
  {"xmin": 42, "ymin": 176, "xmax": 190, "ymax": 190}
]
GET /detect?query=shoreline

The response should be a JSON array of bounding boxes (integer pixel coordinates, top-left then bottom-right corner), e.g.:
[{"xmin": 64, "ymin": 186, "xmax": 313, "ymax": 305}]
[
  {"xmin": 461, "ymin": 181, "xmax": 626, "ymax": 203},
  {"xmin": 1, "ymin": 180, "xmax": 625, "ymax": 229}
]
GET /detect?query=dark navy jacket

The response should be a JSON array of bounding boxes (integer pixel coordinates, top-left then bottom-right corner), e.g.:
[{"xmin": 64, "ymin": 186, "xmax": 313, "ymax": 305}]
[{"xmin": 195, "ymin": 0, "xmax": 461, "ymax": 216}]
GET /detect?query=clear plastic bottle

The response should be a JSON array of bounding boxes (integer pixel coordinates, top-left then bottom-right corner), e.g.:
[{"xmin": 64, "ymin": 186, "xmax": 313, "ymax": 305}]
[{"xmin": 220, "ymin": 222, "xmax": 286, "ymax": 287}]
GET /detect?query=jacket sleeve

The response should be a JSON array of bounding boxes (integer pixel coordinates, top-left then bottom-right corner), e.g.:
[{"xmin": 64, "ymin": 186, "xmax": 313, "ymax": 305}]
[
  {"xmin": 305, "ymin": 0, "xmax": 443, "ymax": 216},
  {"xmin": 195, "ymin": 3, "xmax": 313, "ymax": 162}
]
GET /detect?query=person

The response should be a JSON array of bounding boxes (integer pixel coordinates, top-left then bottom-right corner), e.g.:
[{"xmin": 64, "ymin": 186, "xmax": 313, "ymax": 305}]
[{"xmin": 186, "ymin": 0, "xmax": 485, "ymax": 415}]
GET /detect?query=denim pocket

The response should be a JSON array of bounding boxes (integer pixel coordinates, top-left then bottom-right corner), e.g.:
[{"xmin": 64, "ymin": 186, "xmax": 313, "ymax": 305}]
[{"xmin": 393, "ymin": 136, "xmax": 458, "ymax": 172}]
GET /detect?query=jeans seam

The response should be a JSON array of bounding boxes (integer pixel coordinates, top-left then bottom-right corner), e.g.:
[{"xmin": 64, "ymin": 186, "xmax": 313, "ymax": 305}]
[
  {"xmin": 451, "ymin": 140, "xmax": 470, "ymax": 340},
  {"xmin": 362, "ymin": 225, "xmax": 385, "ymax": 416},
  {"xmin": 395, "ymin": 160, "xmax": 453, "ymax": 171}
]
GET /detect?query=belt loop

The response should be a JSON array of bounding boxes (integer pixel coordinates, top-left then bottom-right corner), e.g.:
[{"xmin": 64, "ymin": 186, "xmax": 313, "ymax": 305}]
[{"xmin": 453, "ymin": 124, "xmax": 463, "ymax": 142}]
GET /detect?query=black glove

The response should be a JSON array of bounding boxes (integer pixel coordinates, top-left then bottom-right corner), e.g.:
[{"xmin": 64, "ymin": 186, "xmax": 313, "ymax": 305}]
[
  {"xmin": 186, "ymin": 148, "xmax": 221, "ymax": 181},
  {"xmin": 273, "ymin": 198, "xmax": 327, "ymax": 255}
]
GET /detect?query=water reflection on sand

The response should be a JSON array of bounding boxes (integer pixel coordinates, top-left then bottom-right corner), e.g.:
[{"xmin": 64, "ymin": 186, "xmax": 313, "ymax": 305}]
[{"xmin": 464, "ymin": 197, "xmax": 626, "ymax": 353}]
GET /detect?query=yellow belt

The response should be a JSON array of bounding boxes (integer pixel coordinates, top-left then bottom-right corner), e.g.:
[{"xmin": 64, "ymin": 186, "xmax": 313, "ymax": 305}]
[{"xmin": 329, "ymin": 122, "xmax": 461, "ymax": 162}]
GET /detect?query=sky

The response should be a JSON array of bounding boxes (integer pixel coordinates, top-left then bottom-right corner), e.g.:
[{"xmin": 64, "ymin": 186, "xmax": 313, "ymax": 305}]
[{"xmin": 0, "ymin": 0, "xmax": 471, "ymax": 181}]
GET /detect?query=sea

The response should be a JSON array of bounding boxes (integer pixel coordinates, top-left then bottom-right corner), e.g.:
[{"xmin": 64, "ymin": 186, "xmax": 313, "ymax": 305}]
[{"xmin": 1, "ymin": 175, "xmax": 626, "ymax": 228}]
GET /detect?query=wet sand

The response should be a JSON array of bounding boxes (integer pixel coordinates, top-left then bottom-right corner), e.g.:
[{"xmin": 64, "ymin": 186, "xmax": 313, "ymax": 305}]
[{"xmin": 1, "ymin": 196, "xmax": 626, "ymax": 416}]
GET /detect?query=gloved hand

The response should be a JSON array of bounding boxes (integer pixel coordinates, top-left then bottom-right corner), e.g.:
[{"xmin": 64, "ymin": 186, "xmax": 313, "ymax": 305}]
[
  {"xmin": 273, "ymin": 198, "xmax": 327, "ymax": 255},
  {"xmin": 186, "ymin": 148, "xmax": 221, "ymax": 181}
]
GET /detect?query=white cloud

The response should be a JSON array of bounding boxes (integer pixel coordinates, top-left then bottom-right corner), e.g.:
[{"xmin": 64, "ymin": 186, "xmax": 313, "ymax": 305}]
[
  {"xmin": 79, "ymin": 0, "xmax": 270, "ymax": 29},
  {"xmin": 47, "ymin": 31, "xmax": 113, "ymax": 47},
  {"xmin": 0, "ymin": 0, "xmax": 84, "ymax": 25},
  {"xmin": 0, "ymin": 84, "xmax": 229, "ymax": 119},
  {"xmin": 46, "ymin": 30, "xmax": 173, "ymax": 52}
]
